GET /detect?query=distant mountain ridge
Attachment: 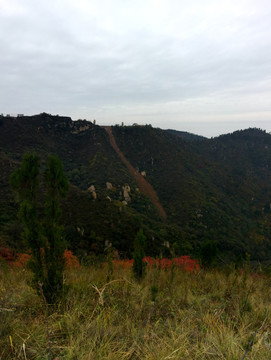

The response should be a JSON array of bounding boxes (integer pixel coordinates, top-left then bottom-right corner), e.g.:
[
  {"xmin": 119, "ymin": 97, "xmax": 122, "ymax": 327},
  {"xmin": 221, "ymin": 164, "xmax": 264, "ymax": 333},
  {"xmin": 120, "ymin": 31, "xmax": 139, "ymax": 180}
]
[
  {"xmin": 165, "ymin": 129, "xmax": 206, "ymax": 141},
  {"xmin": 1, "ymin": 113, "xmax": 271, "ymax": 261}
]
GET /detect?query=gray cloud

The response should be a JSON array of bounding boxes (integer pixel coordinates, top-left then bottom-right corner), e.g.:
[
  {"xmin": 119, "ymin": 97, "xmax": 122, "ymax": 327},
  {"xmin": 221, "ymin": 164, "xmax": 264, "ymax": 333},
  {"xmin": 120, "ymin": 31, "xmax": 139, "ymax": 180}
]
[{"xmin": 0, "ymin": 0, "xmax": 271, "ymax": 136}]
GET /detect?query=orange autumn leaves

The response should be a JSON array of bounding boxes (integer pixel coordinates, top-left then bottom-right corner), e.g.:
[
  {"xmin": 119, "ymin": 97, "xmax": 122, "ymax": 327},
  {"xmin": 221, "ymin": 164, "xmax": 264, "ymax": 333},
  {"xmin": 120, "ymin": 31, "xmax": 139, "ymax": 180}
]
[
  {"xmin": 0, "ymin": 247, "xmax": 80, "ymax": 269},
  {"xmin": 1, "ymin": 246, "xmax": 199, "ymax": 272},
  {"xmin": 63, "ymin": 250, "xmax": 81, "ymax": 269}
]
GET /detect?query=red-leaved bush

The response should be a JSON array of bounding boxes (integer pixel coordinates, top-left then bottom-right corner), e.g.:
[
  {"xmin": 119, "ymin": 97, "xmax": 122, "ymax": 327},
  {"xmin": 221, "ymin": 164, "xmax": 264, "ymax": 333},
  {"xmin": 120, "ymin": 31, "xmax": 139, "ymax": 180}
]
[
  {"xmin": 113, "ymin": 256, "xmax": 200, "ymax": 272},
  {"xmin": 63, "ymin": 250, "xmax": 81, "ymax": 269},
  {"xmin": 0, "ymin": 247, "xmax": 14, "ymax": 263},
  {"xmin": 13, "ymin": 253, "xmax": 31, "ymax": 267},
  {"xmin": 0, "ymin": 247, "xmax": 80, "ymax": 269}
]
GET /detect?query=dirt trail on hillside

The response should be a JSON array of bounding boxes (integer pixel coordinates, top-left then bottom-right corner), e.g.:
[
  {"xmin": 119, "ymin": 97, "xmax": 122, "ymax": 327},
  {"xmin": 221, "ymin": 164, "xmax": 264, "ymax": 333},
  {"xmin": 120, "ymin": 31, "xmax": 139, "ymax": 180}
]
[{"xmin": 104, "ymin": 126, "xmax": 166, "ymax": 219}]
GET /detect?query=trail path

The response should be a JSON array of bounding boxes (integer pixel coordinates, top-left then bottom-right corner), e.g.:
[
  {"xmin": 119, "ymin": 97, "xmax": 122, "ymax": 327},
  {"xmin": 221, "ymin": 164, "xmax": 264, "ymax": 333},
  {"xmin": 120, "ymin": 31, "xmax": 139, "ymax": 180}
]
[{"xmin": 104, "ymin": 126, "xmax": 167, "ymax": 219}]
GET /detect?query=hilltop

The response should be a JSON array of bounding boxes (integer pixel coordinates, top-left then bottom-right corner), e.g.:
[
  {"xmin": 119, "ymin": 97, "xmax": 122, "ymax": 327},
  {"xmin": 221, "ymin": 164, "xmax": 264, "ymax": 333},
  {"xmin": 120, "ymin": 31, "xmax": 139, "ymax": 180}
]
[{"xmin": 1, "ymin": 113, "xmax": 271, "ymax": 261}]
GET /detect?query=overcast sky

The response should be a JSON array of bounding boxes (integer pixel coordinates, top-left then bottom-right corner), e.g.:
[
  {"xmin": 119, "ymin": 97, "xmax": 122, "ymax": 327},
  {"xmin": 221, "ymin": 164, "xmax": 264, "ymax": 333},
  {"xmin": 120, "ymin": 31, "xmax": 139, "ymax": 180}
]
[{"xmin": 0, "ymin": 0, "xmax": 271, "ymax": 137}]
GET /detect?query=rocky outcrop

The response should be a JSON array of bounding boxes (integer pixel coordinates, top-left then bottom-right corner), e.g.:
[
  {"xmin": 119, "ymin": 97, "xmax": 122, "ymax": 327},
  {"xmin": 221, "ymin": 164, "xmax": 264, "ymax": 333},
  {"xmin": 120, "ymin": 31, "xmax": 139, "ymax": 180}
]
[
  {"xmin": 71, "ymin": 124, "xmax": 92, "ymax": 134},
  {"xmin": 106, "ymin": 182, "xmax": 113, "ymax": 190},
  {"xmin": 87, "ymin": 185, "xmax": 97, "ymax": 200},
  {"xmin": 123, "ymin": 185, "xmax": 131, "ymax": 202}
]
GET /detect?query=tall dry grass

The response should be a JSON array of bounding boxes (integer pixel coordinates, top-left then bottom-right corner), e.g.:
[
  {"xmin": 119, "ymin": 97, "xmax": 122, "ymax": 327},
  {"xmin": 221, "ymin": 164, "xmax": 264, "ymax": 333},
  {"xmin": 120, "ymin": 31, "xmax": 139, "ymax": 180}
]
[{"xmin": 1, "ymin": 262, "xmax": 271, "ymax": 359}]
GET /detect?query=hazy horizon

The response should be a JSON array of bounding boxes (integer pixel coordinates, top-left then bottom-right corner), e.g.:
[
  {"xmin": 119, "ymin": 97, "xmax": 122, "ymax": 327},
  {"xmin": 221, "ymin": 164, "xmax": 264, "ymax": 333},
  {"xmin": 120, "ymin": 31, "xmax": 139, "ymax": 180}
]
[{"xmin": 2, "ymin": 111, "xmax": 271, "ymax": 138}]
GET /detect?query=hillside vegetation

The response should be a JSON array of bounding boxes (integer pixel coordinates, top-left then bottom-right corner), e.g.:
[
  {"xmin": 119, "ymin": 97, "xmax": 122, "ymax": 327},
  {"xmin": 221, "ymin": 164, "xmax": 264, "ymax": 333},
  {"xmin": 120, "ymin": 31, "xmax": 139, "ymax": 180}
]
[
  {"xmin": 1, "ymin": 114, "xmax": 271, "ymax": 261},
  {"xmin": 113, "ymin": 125, "xmax": 271, "ymax": 260}
]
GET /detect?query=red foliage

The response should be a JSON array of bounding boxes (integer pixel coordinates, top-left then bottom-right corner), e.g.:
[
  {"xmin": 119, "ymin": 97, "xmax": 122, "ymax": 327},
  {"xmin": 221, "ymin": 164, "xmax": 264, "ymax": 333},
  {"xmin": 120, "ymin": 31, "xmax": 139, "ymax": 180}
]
[
  {"xmin": 2, "ymin": 247, "xmax": 197, "ymax": 273},
  {"xmin": 112, "ymin": 259, "xmax": 134, "ymax": 269},
  {"xmin": 113, "ymin": 256, "xmax": 200, "ymax": 272},
  {"xmin": 144, "ymin": 256, "xmax": 200, "ymax": 272},
  {"xmin": 0, "ymin": 247, "xmax": 15, "ymax": 263},
  {"xmin": 1, "ymin": 248, "xmax": 80, "ymax": 269},
  {"xmin": 63, "ymin": 250, "xmax": 81, "ymax": 269},
  {"xmin": 13, "ymin": 253, "xmax": 31, "ymax": 267}
]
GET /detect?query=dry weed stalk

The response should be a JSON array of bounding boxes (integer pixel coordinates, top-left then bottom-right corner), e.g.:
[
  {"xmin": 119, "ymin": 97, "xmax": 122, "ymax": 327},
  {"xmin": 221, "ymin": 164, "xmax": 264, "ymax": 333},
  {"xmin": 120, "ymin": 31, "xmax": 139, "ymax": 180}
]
[{"xmin": 90, "ymin": 279, "xmax": 132, "ymax": 306}]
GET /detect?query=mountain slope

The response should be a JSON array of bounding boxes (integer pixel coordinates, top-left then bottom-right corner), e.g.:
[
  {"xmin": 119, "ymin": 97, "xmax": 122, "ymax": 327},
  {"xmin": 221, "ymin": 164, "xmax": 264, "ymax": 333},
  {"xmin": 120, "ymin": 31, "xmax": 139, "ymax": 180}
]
[
  {"xmin": 112, "ymin": 125, "xmax": 271, "ymax": 259},
  {"xmin": 0, "ymin": 114, "xmax": 165, "ymax": 255},
  {"xmin": 104, "ymin": 126, "xmax": 166, "ymax": 218},
  {"xmin": 1, "ymin": 115, "xmax": 271, "ymax": 261}
]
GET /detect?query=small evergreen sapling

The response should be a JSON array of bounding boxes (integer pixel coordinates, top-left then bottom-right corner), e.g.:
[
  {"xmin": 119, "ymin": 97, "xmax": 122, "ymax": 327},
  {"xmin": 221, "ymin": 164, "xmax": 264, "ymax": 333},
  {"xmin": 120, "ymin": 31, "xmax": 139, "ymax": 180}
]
[
  {"xmin": 10, "ymin": 152, "xmax": 69, "ymax": 304},
  {"xmin": 199, "ymin": 239, "xmax": 218, "ymax": 268},
  {"xmin": 132, "ymin": 229, "xmax": 146, "ymax": 280}
]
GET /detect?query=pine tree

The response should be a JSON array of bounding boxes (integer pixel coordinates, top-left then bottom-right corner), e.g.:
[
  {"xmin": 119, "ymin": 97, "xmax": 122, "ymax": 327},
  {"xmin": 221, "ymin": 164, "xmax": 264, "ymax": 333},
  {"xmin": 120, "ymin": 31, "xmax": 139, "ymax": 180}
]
[
  {"xmin": 10, "ymin": 152, "xmax": 69, "ymax": 303},
  {"xmin": 200, "ymin": 240, "xmax": 218, "ymax": 268},
  {"xmin": 132, "ymin": 229, "xmax": 146, "ymax": 280},
  {"xmin": 10, "ymin": 152, "xmax": 44, "ymax": 287},
  {"xmin": 43, "ymin": 155, "xmax": 69, "ymax": 302}
]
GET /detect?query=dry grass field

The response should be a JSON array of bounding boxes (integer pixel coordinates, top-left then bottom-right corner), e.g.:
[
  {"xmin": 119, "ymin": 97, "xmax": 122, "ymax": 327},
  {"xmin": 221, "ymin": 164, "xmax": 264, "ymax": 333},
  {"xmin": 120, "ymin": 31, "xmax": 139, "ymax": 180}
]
[{"xmin": 1, "ymin": 261, "xmax": 271, "ymax": 359}]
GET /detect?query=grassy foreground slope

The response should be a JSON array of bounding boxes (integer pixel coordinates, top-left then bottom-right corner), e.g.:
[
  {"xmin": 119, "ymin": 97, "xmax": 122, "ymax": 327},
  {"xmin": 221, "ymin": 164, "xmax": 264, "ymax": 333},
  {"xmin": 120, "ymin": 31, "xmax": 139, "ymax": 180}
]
[{"xmin": 1, "ymin": 264, "xmax": 271, "ymax": 359}]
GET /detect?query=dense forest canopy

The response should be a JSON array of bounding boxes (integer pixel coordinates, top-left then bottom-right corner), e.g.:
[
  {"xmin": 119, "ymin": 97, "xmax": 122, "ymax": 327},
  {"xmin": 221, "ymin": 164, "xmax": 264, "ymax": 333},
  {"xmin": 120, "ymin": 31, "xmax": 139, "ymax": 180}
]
[{"xmin": 1, "ymin": 113, "xmax": 271, "ymax": 262}]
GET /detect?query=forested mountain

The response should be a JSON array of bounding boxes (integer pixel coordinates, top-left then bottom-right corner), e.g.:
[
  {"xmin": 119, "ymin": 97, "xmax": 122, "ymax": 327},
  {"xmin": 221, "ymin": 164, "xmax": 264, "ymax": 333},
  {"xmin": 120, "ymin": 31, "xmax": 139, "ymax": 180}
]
[{"xmin": 1, "ymin": 113, "xmax": 271, "ymax": 261}]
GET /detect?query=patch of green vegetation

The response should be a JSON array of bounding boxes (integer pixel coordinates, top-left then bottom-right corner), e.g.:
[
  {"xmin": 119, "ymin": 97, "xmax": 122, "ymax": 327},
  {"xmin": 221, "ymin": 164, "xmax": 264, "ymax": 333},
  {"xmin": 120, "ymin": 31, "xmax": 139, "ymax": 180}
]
[{"xmin": 1, "ymin": 116, "xmax": 271, "ymax": 261}]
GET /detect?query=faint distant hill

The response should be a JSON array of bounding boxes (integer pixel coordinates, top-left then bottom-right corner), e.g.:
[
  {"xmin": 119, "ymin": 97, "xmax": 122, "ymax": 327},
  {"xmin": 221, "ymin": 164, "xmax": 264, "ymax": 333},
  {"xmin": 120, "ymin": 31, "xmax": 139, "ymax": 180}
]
[
  {"xmin": 1, "ymin": 114, "xmax": 271, "ymax": 261},
  {"xmin": 166, "ymin": 129, "xmax": 206, "ymax": 141}
]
